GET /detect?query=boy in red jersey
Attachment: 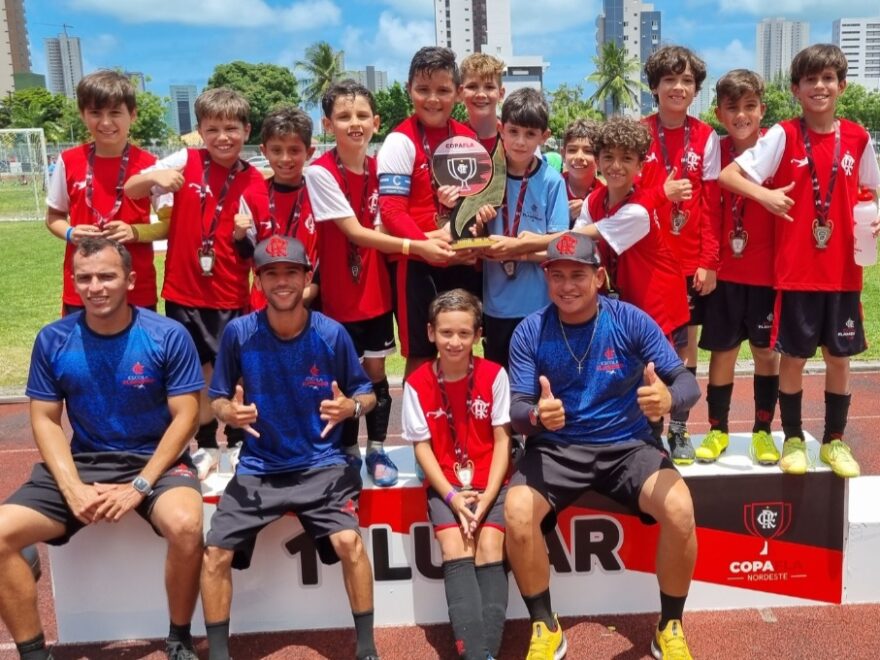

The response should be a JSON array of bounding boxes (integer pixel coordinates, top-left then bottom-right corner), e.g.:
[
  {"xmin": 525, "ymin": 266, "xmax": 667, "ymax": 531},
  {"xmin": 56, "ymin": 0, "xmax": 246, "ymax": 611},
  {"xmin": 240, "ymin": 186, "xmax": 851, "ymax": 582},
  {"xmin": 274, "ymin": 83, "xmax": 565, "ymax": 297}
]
[
  {"xmin": 250, "ymin": 106, "xmax": 318, "ymax": 312},
  {"xmin": 378, "ymin": 47, "xmax": 482, "ymax": 379},
  {"xmin": 459, "ymin": 53, "xmax": 505, "ymax": 153},
  {"xmin": 125, "ymin": 88, "xmax": 269, "ymax": 479},
  {"xmin": 46, "ymin": 70, "xmax": 170, "ymax": 315},
  {"xmin": 308, "ymin": 79, "xmax": 454, "ymax": 487},
  {"xmin": 574, "ymin": 117, "xmax": 689, "ymax": 342},
  {"xmin": 402, "ymin": 289, "xmax": 511, "ymax": 660},
  {"xmin": 720, "ymin": 44, "xmax": 880, "ymax": 478},
  {"xmin": 695, "ymin": 70, "xmax": 781, "ymax": 465},
  {"xmin": 641, "ymin": 45, "xmax": 722, "ymax": 465},
  {"xmin": 562, "ymin": 118, "xmax": 602, "ymax": 228}
]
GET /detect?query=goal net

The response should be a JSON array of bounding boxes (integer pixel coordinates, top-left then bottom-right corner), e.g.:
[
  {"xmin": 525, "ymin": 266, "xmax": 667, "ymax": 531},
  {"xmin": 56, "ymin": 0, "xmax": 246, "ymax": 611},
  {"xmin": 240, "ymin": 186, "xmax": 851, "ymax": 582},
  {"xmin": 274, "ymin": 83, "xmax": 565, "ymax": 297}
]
[{"xmin": 0, "ymin": 128, "xmax": 49, "ymax": 222}]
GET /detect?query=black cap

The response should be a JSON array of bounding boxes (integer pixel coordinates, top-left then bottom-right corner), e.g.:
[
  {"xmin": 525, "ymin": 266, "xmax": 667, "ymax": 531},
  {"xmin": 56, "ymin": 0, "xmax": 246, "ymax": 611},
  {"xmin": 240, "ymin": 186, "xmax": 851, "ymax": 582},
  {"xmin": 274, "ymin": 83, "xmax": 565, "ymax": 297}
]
[
  {"xmin": 254, "ymin": 235, "xmax": 312, "ymax": 271},
  {"xmin": 542, "ymin": 232, "xmax": 601, "ymax": 267}
]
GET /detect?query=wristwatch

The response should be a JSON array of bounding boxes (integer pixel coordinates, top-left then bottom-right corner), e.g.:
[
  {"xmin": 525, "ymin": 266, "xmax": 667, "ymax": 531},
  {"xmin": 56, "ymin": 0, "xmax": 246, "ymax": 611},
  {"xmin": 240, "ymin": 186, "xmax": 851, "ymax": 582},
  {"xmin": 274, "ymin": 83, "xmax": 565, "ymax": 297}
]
[
  {"xmin": 528, "ymin": 405, "xmax": 541, "ymax": 427},
  {"xmin": 131, "ymin": 475, "xmax": 153, "ymax": 496},
  {"xmin": 352, "ymin": 398, "xmax": 364, "ymax": 419}
]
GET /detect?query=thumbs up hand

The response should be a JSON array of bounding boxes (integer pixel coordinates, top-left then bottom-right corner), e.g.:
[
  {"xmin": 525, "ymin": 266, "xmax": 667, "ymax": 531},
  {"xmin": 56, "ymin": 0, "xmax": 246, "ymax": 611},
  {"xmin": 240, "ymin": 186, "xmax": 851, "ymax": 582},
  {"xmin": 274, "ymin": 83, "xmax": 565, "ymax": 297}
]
[
  {"xmin": 664, "ymin": 166, "xmax": 693, "ymax": 202},
  {"xmin": 319, "ymin": 381, "xmax": 351, "ymax": 439},
  {"xmin": 637, "ymin": 362, "xmax": 671, "ymax": 421},
  {"xmin": 536, "ymin": 375, "xmax": 566, "ymax": 431},
  {"xmin": 223, "ymin": 384, "xmax": 260, "ymax": 438}
]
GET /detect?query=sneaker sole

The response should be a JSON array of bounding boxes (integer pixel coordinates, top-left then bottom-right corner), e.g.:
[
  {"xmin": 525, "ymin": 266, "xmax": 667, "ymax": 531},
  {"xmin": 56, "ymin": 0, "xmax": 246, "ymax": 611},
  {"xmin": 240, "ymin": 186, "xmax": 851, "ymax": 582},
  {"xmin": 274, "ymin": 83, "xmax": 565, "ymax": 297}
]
[
  {"xmin": 556, "ymin": 633, "xmax": 568, "ymax": 659},
  {"xmin": 672, "ymin": 457, "xmax": 695, "ymax": 466},
  {"xmin": 779, "ymin": 464, "xmax": 807, "ymax": 475},
  {"xmin": 650, "ymin": 639, "xmax": 661, "ymax": 659}
]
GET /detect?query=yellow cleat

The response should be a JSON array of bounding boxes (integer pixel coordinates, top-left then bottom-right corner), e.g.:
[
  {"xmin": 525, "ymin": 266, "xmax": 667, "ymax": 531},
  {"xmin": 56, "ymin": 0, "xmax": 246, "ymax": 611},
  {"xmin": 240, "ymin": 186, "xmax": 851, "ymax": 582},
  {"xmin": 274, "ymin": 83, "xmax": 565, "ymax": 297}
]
[
  {"xmin": 779, "ymin": 437, "xmax": 808, "ymax": 475},
  {"xmin": 695, "ymin": 429, "xmax": 728, "ymax": 462},
  {"xmin": 750, "ymin": 430, "xmax": 780, "ymax": 465},
  {"xmin": 526, "ymin": 614, "xmax": 567, "ymax": 660},
  {"xmin": 651, "ymin": 619, "xmax": 693, "ymax": 660},
  {"xmin": 819, "ymin": 439, "xmax": 860, "ymax": 478}
]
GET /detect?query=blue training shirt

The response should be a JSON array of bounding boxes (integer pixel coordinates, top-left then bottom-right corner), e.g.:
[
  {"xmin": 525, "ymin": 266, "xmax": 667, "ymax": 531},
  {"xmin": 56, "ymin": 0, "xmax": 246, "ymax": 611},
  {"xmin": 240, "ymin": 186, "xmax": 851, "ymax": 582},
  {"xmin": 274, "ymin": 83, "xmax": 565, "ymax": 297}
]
[
  {"xmin": 483, "ymin": 158, "xmax": 569, "ymax": 319},
  {"xmin": 509, "ymin": 297, "xmax": 683, "ymax": 445},
  {"xmin": 210, "ymin": 309, "xmax": 373, "ymax": 475},
  {"xmin": 26, "ymin": 308, "xmax": 204, "ymax": 455}
]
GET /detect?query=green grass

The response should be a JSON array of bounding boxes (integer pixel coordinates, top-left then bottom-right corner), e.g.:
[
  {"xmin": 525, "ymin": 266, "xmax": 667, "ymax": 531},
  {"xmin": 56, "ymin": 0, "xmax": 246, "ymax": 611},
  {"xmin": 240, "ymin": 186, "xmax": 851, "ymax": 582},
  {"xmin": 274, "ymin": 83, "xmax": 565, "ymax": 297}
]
[
  {"xmin": 0, "ymin": 178, "xmax": 47, "ymax": 221},
  {"xmin": 1, "ymin": 219, "xmax": 878, "ymax": 391}
]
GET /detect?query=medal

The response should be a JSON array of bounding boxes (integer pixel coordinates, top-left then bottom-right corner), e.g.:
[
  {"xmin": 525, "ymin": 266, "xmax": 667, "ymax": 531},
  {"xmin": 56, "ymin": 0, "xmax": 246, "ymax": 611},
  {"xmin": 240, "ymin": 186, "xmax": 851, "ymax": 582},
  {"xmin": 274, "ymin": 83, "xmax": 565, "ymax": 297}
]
[
  {"xmin": 813, "ymin": 218, "xmax": 833, "ymax": 249},
  {"xmin": 198, "ymin": 246, "xmax": 215, "ymax": 276},
  {"xmin": 454, "ymin": 460, "xmax": 475, "ymax": 490},
  {"xmin": 730, "ymin": 230, "xmax": 748, "ymax": 257},
  {"xmin": 349, "ymin": 252, "xmax": 363, "ymax": 281},
  {"xmin": 671, "ymin": 208, "xmax": 689, "ymax": 235},
  {"xmin": 502, "ymin": 260, "xmax": 517, "ymax": 279}
]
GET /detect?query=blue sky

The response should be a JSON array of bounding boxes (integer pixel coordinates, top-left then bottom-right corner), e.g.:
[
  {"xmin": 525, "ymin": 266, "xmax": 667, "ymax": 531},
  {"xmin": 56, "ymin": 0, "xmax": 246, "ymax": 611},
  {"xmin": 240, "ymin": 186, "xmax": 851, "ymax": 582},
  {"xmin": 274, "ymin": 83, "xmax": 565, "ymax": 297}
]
[{"xmin": 23, "ymin": 0, "xmax": 880, "ymax": 100}]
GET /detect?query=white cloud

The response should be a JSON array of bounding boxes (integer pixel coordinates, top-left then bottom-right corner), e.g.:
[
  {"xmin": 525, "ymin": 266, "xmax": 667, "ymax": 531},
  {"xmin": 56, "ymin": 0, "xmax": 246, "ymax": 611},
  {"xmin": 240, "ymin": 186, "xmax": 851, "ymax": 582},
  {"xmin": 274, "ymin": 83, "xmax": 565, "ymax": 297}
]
[
  {"xmin": 719, "ymin": 0, "xmax": 879, "ymax": 19},
  {"xmin": 342, "ymin": 10, "xmax": 435, "ymax": 83},
  {"xmin": 90, "ymin": 33, "xmax": 119, "ymax": 55},
  {"xmin": 377, "ymin": 0, "xmax": 433, "ymax": 19},
  {"xmin": 68, "ymin": 0, "xmax": 339, "ymax": 31},
  {"xmin": 699, "ymin": 39, "xmax": 755, "ymax": 78}
]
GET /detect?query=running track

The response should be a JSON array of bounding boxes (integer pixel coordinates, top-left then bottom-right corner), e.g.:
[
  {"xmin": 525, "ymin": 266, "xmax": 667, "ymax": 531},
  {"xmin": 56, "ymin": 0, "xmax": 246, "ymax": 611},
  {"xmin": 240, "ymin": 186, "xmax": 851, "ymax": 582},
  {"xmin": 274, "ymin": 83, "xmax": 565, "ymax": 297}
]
[{"xmin": 1, "ymin": 370, "xmax": 880, "ymax": 659}]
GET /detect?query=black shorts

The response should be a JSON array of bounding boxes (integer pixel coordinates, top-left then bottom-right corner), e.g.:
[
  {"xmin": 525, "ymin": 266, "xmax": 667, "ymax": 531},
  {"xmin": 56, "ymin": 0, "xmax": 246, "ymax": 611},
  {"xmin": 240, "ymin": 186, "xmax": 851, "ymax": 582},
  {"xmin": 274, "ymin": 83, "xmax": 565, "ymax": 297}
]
[
  {"xmin": 771, "ymin": 290, "xmax": 866, "ymax": 359},
  {"xmin": 684, "ymin": 276, "xmax": 708, "ymax": 326},
  {"xmin": 342, "ymin": 312, "xmax": 396, "ymax": 360},
  {"xmin": 426, "ymin": 485, "xmax": 507, "ymax": 533},
  {"xmin": 165, "ymin": 302, "xmax": 242, "ymax": 365},
  {"xmin": 699, "ymin": 281, "xmax": 776, "ymax": 351},
  {"xmin": 482, "ymin": 315, "xmax": 523, "ymax": 370},
  {"xmin": 205, "ymin": 463, "xmax": 363, "ymax": 569},
  {"xmin": 5, "ymin": 452, "xmax": 199, "ymax": 545},
  {"xmin": 390, "ymin": 260, "xmax": 482, "ymax": 358},
  {"xmin": 509, "ymin": 438, "xmax": 675, "ymax": 534},
  {"xmin": 668, "ymin": 325, "xmax": 689, "ymax": 351}
]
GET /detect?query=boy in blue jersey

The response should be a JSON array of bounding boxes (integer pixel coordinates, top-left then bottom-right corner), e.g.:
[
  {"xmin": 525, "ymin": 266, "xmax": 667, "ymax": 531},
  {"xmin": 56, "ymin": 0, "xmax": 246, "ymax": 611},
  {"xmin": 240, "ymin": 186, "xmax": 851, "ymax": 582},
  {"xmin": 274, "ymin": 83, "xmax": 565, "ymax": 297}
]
[
  {"xmin": 0, "ymin": 238, "xmax": 205, "ymax": 660},
  {"xmin": 504, "ymin": 232, "xmax": 700, "ymax": 660},
  {"xmin": 201, "ymin": 235, "xmax": 380, "ymax": 660}
]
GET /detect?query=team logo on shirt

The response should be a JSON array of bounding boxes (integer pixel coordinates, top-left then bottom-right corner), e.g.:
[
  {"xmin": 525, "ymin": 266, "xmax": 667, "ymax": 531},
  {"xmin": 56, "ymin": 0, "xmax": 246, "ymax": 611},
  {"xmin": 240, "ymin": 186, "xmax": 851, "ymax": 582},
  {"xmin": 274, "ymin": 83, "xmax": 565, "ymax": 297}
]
[
  {"xmin": 305, "ymin": 213, "xmax": 315, "ymax": 234},
  {"xmin": 841, "ymin": 151, "xmax": 855, "ymax": 177},
  {"xmin": 597, "ymin": 347, "xmax": 622, "ymax": 372},
  {"xmin": 790, "ymin": 156, "xmax": 809, "ymax": 169},
  {"xmin": 470, "ymin": 396, "xmax": 490, "ymax": 420},
  {"xmin": 188, "ymin": 182, "xmax": 212, "ymax": 196},
  {"xmin": 72, "ymin": 179, "xmax": 87, "ymax": 192},
  {"xmin": 368, "ymin": 190, "xmax": 379, "ymax": 217},
  {"xmin": 757, "ymin": 313, "xmax": 773, "ymax": 331},
  {"xmin": 425, "ymin": 409, "xmax": 446, "ymax": 420},
  {"xmin": 684, "ymin": 149, "xmax": 701, "ymax": 174},
  {"xmin": 645, "ymin": 153, "xmax": 658, "ymax": 164},
  {"xmin": 838, "ymin": 317, "xmax": 856, "ymax": 340},
  {"xmin": 123, "ymin": 361, "xmax": 156, "ymax": 389},
  {"xmin": 303, "ymin": 363, "xmax": 330, "ymax": 389}
]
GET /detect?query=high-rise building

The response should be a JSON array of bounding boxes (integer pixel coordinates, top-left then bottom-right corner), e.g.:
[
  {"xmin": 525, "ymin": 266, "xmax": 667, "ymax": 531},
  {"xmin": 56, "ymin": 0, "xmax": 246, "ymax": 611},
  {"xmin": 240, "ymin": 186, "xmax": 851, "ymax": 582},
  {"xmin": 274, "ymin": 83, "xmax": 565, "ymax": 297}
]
[
  {"xmin": 595, "ymin": 0, "xmax": 661, "ymax": 117},
  {"xmin": 350, "ymin": 66, "xmax": 388, "ymax": 93},
  {"xmin": 1, "ymin": 0, "xmax": 36, "ymax": 96},
  {"xmin": 755, "ymin": 18, "xmax": 809, "ymax": 83},
  {"xmin": 45, "ymin": 30, "xmax": 84, "ymax": 98},
  {"xmin": 434, "ymin": 0, "xmax": 547, "ymax": 92},
  {"xmin": 125, "ymin": 71, "xmax": 146, "ymax": 93},
  {"xmin": 833, "ymin": 16, "xmax": 880, "ymax": 92},
  {"xmin": 689, "ymin": 76, "xmax": 715, "ymax": 119},
  {"xmin": 166, "ymin": 84, "xmax": 198, "ymax": 135}
]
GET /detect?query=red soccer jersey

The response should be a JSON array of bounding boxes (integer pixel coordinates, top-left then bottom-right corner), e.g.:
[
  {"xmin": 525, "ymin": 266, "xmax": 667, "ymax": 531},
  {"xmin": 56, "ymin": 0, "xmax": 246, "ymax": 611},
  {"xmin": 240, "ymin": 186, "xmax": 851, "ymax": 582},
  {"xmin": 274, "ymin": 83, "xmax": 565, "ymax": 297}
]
[
  {"xmin": 307, "ymin": 151, "xmax": 392, "ymax": 322},
  {"xmin": 717, "ymin": 134, "xmax": 775, "ymax": 287},
  {"xmin": 563, "ymin": 171, "xmax": 604, "ymax": 203},
  {"xmin": 161, "ymin": 149, "xmax": 267, "ymax": 309},
  {"xmin": 736, "ymin": 118, "xmax": 878, "ymax": 291},
  {"xmin": 581, "ymin": 186, "xmax": 689, "ymax": 335},
  {"xmin": 402, "ymin": 357, "xmax": 510, "ymax": 491},
  {"xmin": 52, "ymin": 144, "xmax": 158, "ymax": 307},
  {"xmin": 639, "ymin": 114, "xmax": 721, "ymax": 276},
  {"xmin": 377, "ymin": 115, "xmax": 476, "ymax": 255},
  {"xmin": 248, "ymin": 179, "xmax": 317, "ymax": 311}
]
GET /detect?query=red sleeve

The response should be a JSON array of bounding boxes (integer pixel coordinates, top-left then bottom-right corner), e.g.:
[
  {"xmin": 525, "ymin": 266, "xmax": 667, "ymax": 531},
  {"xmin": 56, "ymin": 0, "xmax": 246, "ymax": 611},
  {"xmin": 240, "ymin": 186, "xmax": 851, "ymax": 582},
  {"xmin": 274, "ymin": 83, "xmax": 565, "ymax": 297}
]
[
  {"xmin": 699, "ymin": 179, "xmax": 721, "ymax": 271},
  {"xmin": 378, "ymin": 195, "xmax": 429, "ymax": 240}
]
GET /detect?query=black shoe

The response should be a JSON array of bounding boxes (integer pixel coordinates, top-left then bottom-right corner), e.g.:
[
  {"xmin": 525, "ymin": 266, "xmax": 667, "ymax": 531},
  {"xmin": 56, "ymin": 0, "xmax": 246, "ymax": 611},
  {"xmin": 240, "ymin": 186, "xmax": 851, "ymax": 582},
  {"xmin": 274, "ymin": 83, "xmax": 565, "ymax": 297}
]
[
  {"xmin": 667, "ymin": 426, "xmax": 695, "ymax": 466},
  {"xmin": 166, "ymin": 639, "xmax": 198, "ymax": 660}
]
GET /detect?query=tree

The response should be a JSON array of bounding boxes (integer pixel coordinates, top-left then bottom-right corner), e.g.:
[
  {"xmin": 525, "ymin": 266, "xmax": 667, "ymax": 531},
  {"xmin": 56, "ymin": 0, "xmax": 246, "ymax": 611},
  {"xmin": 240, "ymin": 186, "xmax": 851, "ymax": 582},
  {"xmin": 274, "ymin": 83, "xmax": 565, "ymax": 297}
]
[
  {"xmin": 130, "ymin": 91, "xmax": 173, "ymax": 146},
  {"xmin": 546, "ymin": 84, "xmax": 603, "ymax": 137},
  {"xmin": 837, "ymin": 82, "xmax": 880, "ymax": 132},
  {"xmin": 761, "ymin": 77, "xmax": 800, "ymax": 127},
  {"xmin": 373, "ymin": 82, "xmax": 412, "ymax": 142},
  {"xmin": 587, "ymin": 41, "xmax": 645, "ymax": 116},
  {"xmin": 206, "ymin": 61, "xmax": 300, "ymax": 143},
  {"xmin": 7, "ymin": 88, "xmax": 67, "ymax": 142},
  {"xmin": 295, "ymin": 41, "xmax": 345, "ymax": 110}
]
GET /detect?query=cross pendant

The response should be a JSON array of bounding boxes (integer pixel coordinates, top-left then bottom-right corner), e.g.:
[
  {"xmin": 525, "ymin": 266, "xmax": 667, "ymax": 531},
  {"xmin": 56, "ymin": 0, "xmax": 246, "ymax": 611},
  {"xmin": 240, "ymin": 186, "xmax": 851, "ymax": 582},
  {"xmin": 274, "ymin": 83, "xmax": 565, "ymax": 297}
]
[{"xmin": 577, "ymin": 364, "xmax": 583, "ymax": 374}]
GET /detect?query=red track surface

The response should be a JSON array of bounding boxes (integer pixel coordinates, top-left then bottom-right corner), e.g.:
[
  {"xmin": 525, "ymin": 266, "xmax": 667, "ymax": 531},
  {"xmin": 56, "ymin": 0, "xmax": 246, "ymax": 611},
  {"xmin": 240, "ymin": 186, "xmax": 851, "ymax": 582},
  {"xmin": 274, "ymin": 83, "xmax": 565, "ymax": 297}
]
[{"xmin": 1, "ymin": 371, "xmax": 879, "ymax": 659}]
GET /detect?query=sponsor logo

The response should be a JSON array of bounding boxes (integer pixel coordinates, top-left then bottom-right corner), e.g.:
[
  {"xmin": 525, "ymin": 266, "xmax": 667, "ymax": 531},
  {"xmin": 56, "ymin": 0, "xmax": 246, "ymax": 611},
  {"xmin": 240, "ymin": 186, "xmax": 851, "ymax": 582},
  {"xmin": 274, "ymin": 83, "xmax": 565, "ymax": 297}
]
[
  {"xmin": 790, "ymin": 156, "xmax": 809, "ymax": 168},
  {"xmin": 645, "ymin": 153, "xmax": 658, "ymax": 164},
  {"xmin": 726, "ymin": 501, "xmax": 796, "ymax": 583},
  {"xmin": 188, "ymin": 182, "xmax": 211, "ymax": 196},
  {"xmin": 425, "ymin": 409, "xmax": 445, "ymax": 420},
  {"xmin": 303, "ymin": 363, "xmax": 330, "ymax": 389},
  {"xmin": 123, "ymin": 361, "xmax": 156, "ymax": 389},
  {"xmin": 757, "ymin": 312, "xmax": 773, "ymax": 331},
  {"xmin": 72, "ymin": 179, "xmax": 87, "ymax": 192},
  {"xmin": 597, "ymin": 346, "xmax": 622, "ymax": 372},
  {"xmin": 838, "ymin": 317, "xmax": 856, "ymax": 340}
]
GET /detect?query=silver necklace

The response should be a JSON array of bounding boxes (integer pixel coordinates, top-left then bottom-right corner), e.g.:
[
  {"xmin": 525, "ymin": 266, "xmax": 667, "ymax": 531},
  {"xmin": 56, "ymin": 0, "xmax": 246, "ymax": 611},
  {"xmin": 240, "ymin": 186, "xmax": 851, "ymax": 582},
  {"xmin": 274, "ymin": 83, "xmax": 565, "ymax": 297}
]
[{"xmin": 559, "ymin": 307, "xmax": 600, "ymax": 375}]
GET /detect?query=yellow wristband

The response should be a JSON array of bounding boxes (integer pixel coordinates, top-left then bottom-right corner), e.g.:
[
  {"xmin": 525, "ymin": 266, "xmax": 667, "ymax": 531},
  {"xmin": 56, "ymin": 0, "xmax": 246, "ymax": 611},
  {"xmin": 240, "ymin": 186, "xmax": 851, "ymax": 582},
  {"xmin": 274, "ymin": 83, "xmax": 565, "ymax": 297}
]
[{"xmin": 402, "ymin": 238, "xmax": 411, "ymax": 256}]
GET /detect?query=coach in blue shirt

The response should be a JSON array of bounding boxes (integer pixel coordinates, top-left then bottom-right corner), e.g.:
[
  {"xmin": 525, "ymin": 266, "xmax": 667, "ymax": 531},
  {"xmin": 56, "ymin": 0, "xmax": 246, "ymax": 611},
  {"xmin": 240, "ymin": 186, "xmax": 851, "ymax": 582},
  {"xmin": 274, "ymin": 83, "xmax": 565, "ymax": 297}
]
[{"xmin": 0, "ymin": 237, "xmax": 205, "ymax": 660}]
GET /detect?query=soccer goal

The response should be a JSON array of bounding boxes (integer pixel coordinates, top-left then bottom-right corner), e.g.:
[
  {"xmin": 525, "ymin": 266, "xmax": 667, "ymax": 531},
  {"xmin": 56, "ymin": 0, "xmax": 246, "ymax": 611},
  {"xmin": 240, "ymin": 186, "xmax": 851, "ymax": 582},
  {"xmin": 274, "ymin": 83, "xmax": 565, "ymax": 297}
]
[{"xmin": 0, "ymin": 128, "xmax": 49, "ymax": 222}]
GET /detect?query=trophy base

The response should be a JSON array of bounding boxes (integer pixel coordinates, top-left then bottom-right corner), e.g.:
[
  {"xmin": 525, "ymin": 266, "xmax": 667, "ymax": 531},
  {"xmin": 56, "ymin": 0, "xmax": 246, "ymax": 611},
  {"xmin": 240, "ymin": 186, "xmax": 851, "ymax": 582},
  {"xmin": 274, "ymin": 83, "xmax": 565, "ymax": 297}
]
[{"xmin": 451, "ymin": 237, "xmax": 496, "ymax": 250}]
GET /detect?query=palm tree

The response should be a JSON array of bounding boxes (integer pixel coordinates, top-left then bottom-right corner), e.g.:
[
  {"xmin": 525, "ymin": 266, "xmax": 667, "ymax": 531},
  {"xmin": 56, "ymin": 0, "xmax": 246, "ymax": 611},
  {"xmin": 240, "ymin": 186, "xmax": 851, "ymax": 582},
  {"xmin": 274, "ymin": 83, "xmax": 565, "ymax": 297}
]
[
  {"xmin": 295, "ymin": 41, "xmax": 346, "ymax": 109},
  {"xmin": 587, "ymin": 41, "xmax": 646, "ymax": 116}
]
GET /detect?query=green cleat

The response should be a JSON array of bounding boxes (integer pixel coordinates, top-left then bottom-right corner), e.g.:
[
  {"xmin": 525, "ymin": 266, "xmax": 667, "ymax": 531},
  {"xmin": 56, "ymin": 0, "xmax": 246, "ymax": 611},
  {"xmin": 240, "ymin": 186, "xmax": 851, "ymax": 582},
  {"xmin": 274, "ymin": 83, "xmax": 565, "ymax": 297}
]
[
  {"xmin": 750, "ymin": 430, "xmax": 780, "ymax": 465},
  {"xmin": 779, "ymin": 437, "xmax": 808, "ymax": 475},
  {"xmin": 695, "ymin": 429, "xmax": 729, "ymax": 462},
  {"xmin": 819, "ymin": 439, "xmax": 860, "ymax": 478}
]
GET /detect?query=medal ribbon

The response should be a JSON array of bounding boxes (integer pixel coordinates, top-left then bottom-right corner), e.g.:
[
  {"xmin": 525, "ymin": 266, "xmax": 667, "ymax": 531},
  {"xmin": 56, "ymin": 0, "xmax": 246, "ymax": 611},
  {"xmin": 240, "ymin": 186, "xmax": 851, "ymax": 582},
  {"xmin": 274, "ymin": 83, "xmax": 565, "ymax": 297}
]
[
  {"xmin": 84, "ymin": 143, "xmax": 130, "ymax": 229},
  {"xmin": 799, "ymin": 118, "xmax": 841, "ymax": 227},
  {"xmin": 727, "ymin": 143, "xmax": 746, "ymax": 236},
  {"xmin": 267, "ymin": 180, "xmax": 303, "ymax": 237},
  {"xmin": 333, "ymin": 149, "xmax": 372, "ymax": 282},
  {"xmin": 656, "ymin": 116, "xmax": 691, "ymax": 219},
  {"xmin": 435, "ymin": 357, "xmax": 475, "ymax": 469},
  {"xmin": 200, "ymin": 151, "xmax": 244, "ymax": 251},
  {"xmin": 501, "ymin": 158, "xmax": 534, "ymax": 238}
]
